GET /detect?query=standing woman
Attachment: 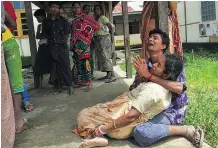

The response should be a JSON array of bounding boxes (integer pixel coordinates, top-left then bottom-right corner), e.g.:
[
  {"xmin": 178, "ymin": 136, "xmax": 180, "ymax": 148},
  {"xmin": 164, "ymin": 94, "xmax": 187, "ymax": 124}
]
[
  {"xmin": 94, "ymin": 5, "xmax": 116, "ymax": 83},
  {"xmin": 71, "ymin": 2, "xmax": 100, "ymax": 91}
]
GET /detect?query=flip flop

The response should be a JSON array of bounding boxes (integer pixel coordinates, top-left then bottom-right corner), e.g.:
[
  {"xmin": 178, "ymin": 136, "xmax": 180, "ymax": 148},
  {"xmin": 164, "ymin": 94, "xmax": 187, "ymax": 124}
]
[{"xmin": 23, "ymin": 103, "xmax": 34, "ymax": 112}]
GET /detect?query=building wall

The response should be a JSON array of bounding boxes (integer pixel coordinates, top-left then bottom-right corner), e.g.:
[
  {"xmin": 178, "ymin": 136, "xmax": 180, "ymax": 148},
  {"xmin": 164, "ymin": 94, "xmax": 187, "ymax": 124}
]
[{"xmin": 177, "ymin": 1, "xmax": 218, "ymax": 43}]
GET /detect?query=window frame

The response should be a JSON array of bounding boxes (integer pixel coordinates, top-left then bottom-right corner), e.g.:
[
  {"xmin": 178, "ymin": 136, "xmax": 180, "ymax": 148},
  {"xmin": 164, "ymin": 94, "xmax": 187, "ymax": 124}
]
[
  {"xmin": 14, "ymin": 9, "xmax": 29, "ymax": 38},
  {"xmin": 201, "ymin": 1, "xmax": 216, "ymax": 22}
]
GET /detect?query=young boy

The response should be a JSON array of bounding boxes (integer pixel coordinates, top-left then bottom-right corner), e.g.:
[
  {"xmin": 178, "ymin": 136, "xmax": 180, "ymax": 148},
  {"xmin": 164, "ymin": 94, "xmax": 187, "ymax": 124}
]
[{"xmin": 33, "ymin": 9, "xmax": 52, "ymax": 88}]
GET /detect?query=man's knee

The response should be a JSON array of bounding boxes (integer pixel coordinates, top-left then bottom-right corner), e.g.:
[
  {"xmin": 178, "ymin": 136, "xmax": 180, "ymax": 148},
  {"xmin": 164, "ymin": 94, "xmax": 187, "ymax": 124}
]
[{"xmin": 133, "ymin": 123, "xmax": 154, "ymax": 147}]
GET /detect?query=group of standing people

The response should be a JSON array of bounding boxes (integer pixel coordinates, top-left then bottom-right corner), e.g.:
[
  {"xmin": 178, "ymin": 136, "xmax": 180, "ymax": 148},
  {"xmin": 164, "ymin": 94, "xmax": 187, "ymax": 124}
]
[{"xmin": 34, "ymin": 2, "xmax": 116, "ymax": 93}]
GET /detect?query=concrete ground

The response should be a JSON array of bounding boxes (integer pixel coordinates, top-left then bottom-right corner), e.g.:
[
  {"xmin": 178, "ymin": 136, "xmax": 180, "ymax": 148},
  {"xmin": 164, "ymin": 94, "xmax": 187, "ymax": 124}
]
[{"xmin": 15, "ymin": 66, "xmax": 211, "ymax": 148}]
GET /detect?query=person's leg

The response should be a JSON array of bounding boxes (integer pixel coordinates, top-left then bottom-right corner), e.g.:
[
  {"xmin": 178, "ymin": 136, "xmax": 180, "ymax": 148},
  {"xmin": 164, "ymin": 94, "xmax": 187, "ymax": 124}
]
[
  {"xmin": 133, "ymin": 112, "xmax": 204, "ymax": 147},
  {"xmin": 99, "ymin": 35, "xmax": 116, "ymax": 83},
  {"xmin": 12, "ymin": 92, "xmax": 27, "ymax": 133},
  {"xmin": 22, "ymin": 80, "xmax": 34, "ymax": 112},
  {"xmin": 105, "ymin": 71, "xmax": 116, "ymax": 83},
  {"xmin": 3, "ymin": 39, "xmax": 27, "ymax": 133},
  {"xmin": 83, "ymin": 59, "xmax": 93, "ymax": 92},
  {"xmin": 1, "ymin": 46, "xmax": 16, "ymax": 148},
  {"xmin": 133, "ymin": 112, "xmax": 171, "ymax": 147}
]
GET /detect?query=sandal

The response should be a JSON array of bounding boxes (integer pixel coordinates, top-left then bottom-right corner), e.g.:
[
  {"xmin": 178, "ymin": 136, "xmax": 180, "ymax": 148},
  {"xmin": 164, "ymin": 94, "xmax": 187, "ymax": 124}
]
[
  {"xmin": 195, "ymin": 126, "xmax": 204, "ymax": 148},
  {"xmin": 185, "ymin": 125, "xmax": 204, "ymax": 148},
  {"xmin": 23, "ymin": 103, "xmax": 34, "ymax": 112}
]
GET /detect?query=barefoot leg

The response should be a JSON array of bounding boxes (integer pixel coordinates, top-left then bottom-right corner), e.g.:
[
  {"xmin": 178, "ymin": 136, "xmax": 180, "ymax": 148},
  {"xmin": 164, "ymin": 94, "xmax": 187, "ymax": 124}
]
[{"xmin": 79, "ymin": 137, "xmax": 108, "ymax": 148}]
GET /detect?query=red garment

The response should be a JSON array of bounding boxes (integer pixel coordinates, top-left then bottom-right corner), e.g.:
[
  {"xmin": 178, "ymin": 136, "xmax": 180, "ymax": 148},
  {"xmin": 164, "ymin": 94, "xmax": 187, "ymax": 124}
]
[
  {"xmin": 71, "ymin": 14, "xmax": 100, "ymax": 46},
  {"xmin": 3, "ymin": 1, "xmax": 17, "ymax": 31}
]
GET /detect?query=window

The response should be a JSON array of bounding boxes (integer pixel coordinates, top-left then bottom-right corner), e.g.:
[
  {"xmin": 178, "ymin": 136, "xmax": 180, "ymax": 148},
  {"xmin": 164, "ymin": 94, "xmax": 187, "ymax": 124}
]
[
  {"xmin": 201, "ymin": 1, "xmax": 216, "ymax": 21},
  {"xmin": 13, "ymin": 11, "xmax": 28, "ymax": 38},
  {"xmin": 129, "ymin": 22, "xmax": 140, "ymax": 34}
]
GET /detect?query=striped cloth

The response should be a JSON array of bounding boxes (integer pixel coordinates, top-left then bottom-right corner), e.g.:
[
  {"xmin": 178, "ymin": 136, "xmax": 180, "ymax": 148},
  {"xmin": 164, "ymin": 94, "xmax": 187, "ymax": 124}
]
[{"xmin": 1, "ymin": 46, "xmax": 15, "ymax": 148}]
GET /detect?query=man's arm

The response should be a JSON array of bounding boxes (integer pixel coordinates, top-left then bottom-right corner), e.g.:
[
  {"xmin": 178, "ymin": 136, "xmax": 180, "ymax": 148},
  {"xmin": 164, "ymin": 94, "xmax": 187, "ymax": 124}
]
[
  {"xmin": 106, "ymin": 22, "xmax": 114, "ymax": 43},
  {"xmin": 36, "ymin": 24, "xmax": 42, "ymax": 39},
  {"xmin": 134, "ymin": 56, "xmax": 183, "ymax": 95},
  {"xmin": 149, "ymin": 76, "xmax": 183, "ymax": 95}
]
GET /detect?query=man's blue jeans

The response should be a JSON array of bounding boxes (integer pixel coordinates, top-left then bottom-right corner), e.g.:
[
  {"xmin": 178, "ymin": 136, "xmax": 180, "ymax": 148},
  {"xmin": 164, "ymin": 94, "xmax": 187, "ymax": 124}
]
[{"xmin": 133, "ymin": 112, "xmax": 172, "ymax": 147}]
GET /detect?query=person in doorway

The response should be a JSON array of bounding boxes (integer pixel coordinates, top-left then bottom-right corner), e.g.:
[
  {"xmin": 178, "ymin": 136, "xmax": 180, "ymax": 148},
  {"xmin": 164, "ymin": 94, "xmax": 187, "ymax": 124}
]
[
  {"xmin": 33, "ymin": 8, "xmax": 52, "ymax": 88},
  {"xmin": 70, "ymin": 2, "xmax": 100, "ymax": 91},
  {"xmin": 93, "ymin": 5, "xmax": 116, "ymax": 83},
  {"xmin": 42, "ymin": 2, "xmax": 74, "ymax": 95}
]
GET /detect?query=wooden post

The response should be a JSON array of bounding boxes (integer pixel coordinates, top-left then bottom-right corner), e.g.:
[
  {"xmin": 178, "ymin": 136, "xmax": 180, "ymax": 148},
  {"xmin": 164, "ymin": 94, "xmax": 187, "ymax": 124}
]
[
  {"xmin": 122, "ymin": 1, "xmax": 132, "ymax": 78},
  {"xmin": 24, "ymin": 1, "xmax": 39, "ymax": 88},
  {"xmin": 155, "ymin": 2, "xmax": 168, "ymax": 33},
  {"xmin": 109, "ymin": 1, "xmax": 116, "ymax": 66}
]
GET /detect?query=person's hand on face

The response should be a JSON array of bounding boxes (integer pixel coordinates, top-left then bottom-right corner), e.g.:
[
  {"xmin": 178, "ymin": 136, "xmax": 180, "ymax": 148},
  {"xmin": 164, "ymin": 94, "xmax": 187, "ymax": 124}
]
[{"xmin": 134, "ymin": 56, "xmax": 150, "ymax": 78}]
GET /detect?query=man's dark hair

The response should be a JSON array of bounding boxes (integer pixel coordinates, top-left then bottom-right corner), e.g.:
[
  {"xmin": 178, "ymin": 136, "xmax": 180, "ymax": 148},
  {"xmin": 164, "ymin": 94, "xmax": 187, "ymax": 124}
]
[
  {"xmin": 34, "ymin": 9, "xmax": 46, "ymax": 18},
  {"xmin": 164, "ymin": 54, "xmax": 184, "ymax": 81},
  {"xmin": 72, "ymin": 2, "xmax": 81, "ymax": 7},
  {"xmin": 149, "ymin": 29, "xmax": 170, "ymax": 53},
  {"xmin": 49, "ymin": 1, "xmax": 61, "ymax": 8},
  {"xmin": 83, "ymin": 4, "xmax": 90, "ymax": 10}
]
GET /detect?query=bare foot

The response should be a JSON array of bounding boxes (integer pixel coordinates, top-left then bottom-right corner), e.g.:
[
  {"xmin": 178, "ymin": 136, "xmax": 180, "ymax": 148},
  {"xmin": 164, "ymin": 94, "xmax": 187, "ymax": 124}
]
[
  {"xmin": 185, "ymin": 125, "xmax": 204, "ymax": 148},
  {"xmin": 84, "ymin": 84, "xmax": 93, "ymax": 92},
  {"xmin": 79, "ymin": 137, "xmax": 108, "ymax": 148},
  {"xmin": 15, "ymin": 118, "xmax": 28, "ymax": 134},
  {"xmin": 69, "ymin": 86, "xmax": 75, "ymax": 95}
]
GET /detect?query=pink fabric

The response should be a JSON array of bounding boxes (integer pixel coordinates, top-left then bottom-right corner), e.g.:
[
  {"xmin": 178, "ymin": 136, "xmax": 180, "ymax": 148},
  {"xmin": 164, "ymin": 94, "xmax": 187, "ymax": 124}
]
[
  {"xmin": 1, "ymin": 46, "xmax": 15, "ymax": 148},
  {"xmin": 140, "ymin": 1, "xmax": 154, "ymax": 59},
  {"xmin": 170, "ymin": 10, "xmax": 183, "ymax": 56}
]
